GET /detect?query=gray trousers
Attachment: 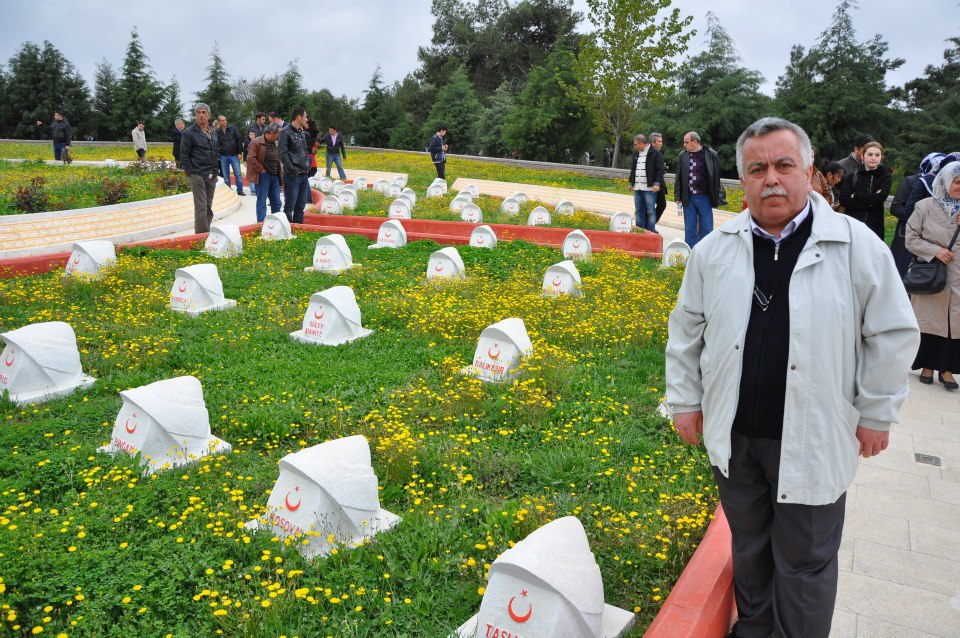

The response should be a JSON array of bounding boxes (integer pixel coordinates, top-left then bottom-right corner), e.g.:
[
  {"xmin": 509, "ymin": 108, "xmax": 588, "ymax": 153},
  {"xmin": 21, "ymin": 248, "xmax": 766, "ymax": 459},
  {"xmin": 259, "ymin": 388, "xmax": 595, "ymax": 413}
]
[
  {"xmin": 714, "ymin": 432, "xmax": 846, "ymax": 638},
  {"xmin": 189, "ymin": 174, "xmax": 218, "ymax": 234}
]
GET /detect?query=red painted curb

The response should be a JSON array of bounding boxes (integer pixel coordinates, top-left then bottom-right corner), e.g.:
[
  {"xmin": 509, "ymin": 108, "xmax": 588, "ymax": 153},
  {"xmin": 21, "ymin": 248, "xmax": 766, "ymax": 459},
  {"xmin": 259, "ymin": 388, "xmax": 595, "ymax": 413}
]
[{"xmin": 643, "ymin": 505, "xmax": 736, "ymax": 638}]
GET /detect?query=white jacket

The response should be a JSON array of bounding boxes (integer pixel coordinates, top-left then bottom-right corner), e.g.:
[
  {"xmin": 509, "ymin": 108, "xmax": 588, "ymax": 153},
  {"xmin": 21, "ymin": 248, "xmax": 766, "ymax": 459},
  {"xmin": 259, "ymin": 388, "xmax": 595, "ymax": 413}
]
[{"xmin": 665, "ymin": 194, "xmax": 919, "ymax": 505}]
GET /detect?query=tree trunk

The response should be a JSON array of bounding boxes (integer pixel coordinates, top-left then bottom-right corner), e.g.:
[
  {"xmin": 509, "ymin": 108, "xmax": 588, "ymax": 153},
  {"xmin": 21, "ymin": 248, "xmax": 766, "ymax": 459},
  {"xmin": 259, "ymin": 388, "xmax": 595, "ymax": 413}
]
[{"xmin": 612, "ymin": 134, "xmax": 621, "ymax": 169}]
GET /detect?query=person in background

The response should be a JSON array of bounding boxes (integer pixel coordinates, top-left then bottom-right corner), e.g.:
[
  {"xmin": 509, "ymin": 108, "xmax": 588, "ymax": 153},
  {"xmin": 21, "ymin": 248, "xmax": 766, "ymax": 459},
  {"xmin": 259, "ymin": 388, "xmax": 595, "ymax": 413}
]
[
  {"xmin": 627, "ymin": 134, "xmax": 665, "ymax": 233},
  {"xmin": 674, "ymin": 131, "xmax": 722, "ymax": 248},
  {"xmin": 216, "ymin": 114, "xmax": 245, "ymax": 196},
  {"xmin": 269, "ymin": 111, "xmax": 285, "ymax": 129},
  {"xmin": 35, "ymin": 111, "xmax": 72, "ymax": 161},
  {"xmin": 278, "ymin": 106, "xmax": 311, "ymax": 224},
  {"xmin": 890, "ymin": 153, "xmax": 944, "ymax": 276},
  {"xmin": 243, "ymin": 129, "xmax": 258, "ymax": 194},
  {"xmin": 839, "ymin": 141, "xmax": 892, "ymax": 240},
  {"xmin": 836, "ymin": 133, "xmax": 875, "ymax": 192},
  {"xmin": 319, "ymin": 124, "xmax": 347, "ymax": 180},
  {"xmin": 246, "ymin": 123, "xmax": 283, "ymax": 223},
  {"xmin": 650, "ymin": 133, "xmax": 669, "ymax": 222},
  {"xmin": 305, "ymin": 118, "xmax": 320, "ymax": 178},
  {"xmin": 171, "ymin": 119, "xmax": 185, "ymax": 168},
  {"xmin": 247, "ymin": 112, "xmax": 267, "ymax": 139},
  {"xmin": 428, "ymin": 125, "xmax": 448, "ymax": 180},
  {"xmin": 905, "ymin": 161, "xmax": 960, "ymax": 391},
  {"xmin": 179, "ymin": 102, "xmax": 220, "ymax": 233},
  {"xmin": 132, "ymin": 121, "xmax": 147, "ymax": 160}
]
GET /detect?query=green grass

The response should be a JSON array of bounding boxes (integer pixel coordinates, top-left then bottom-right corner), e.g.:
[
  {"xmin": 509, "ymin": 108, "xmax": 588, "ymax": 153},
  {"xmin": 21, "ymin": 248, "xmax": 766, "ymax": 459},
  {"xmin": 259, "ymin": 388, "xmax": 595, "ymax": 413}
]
[{"xmin": 0, "ymin": 234, "xmax": 713, "ymax": 637}]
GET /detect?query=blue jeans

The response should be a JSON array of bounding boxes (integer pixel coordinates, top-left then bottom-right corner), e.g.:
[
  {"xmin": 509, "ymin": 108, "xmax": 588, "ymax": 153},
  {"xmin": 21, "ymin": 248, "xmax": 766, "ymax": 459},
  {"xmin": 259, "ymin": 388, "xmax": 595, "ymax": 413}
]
[
  {"xmin": 684, "ymin": 194, "xmax": 714, "ymax": 248},
  {"xmin": 283, "ymin": 173, "xmax": 310, "ymax": 224},
  {"xmin": 220, "ymin": 155, "xmax": 244, "ymax": 193},
  {"xmin": 634, "ymin": 189, "xmax": 658, "ymax": 231},
  {"xmin": 255, "ymin": 173, "xmax": 282, "ymax": 222},
  {"xmin": 53, "ymin": 143, "xmax": 66, "ymax": 161},
  {"xmin": 325, "ymin": 153, "xmax": 346, "ymax": 179}
]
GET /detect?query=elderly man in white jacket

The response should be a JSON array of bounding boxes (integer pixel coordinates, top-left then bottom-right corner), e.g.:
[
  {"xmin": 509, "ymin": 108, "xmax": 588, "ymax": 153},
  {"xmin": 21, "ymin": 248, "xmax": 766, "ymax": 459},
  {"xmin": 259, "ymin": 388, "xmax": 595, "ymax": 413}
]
[{"xmin": 665, "ymin": 117, "xmax": 919, "ymax": 638}]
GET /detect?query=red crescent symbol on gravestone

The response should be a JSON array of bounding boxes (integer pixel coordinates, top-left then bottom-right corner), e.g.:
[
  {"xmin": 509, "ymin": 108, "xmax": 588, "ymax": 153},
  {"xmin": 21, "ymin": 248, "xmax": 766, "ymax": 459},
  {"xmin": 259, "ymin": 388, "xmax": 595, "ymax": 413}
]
[
  {"xmin": 507, "ymin": 592, "xmax": 532, "ymax": 623},
  {"xmin": 211, "ymin": 236, "xmax": 219, "ymax": 245},
  {"xmin": 537, "ymin": 215, "xmax": 544, "ymax": 222},
  {"xmin": 320, "ymin": 247, "xmax": 328, "ymax": 256},
  {"xmin": 620, "ymin": 217, "xmax": 628, "ymax": 225},
  {"xmin": 476, "ymin": 237, "xmax": 484, "ymax": 244},
  {"xmin": 285, "ymin": 487, "xmax": 302, "ymax": 511},
  {"xmin": 573, "ymin": 241, "xmax": 581, "ymax": 248},
  {"xmin": 73, "ymin": 256, "xmax": 81, "ymax": 264},
  {"xmin": 488, "ymin": 344, "xmax": 501, "ymax": 359},
  {"xmin": 552, "ymin": 277, "xmax": 562, "ymax": 287},
  {"xmin": 178, "ymin": 282, "xmax": 188, "ymax": 293},
  {"xmin": 385, "ymin": 230, "xmax": 392, "ymax": 238},
  {"xmin": 314, "ymin": 308, "xmax": 324, "ymax": 320},
  {"xmin": 124, "ymin": 412, "xmax": 138, "ymax": 434},
  {"xmin": 434, "ymin": 263, "xmax": 444, "ymax": 272},
  {"xmin": 268, "ymin": 222, "xmax": 275, "ymax": 230},
  {"xmin": 4, "ymin": 350, "xmax": 13, "ymax": 366}
]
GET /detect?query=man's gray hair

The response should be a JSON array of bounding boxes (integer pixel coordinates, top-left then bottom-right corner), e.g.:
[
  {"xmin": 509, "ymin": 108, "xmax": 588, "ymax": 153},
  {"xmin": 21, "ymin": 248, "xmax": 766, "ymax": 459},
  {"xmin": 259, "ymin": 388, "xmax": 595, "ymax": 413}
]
[
  {"xmin": 264, "ymin": 122, "xmax": 280, "ymax": 134},
  {"xmin": 175, "ymin": 118, "xmax": 184, "ymax": 125},
  {"xmin": 736, "ymin": 117, "xmax": 813, "ymax": 177},
  {"xmin": 194, "ymin": 102, "xmax": 210, "ymax": 113},
  {"xmin": 634, "ymin": 133, "xmax": 647, "ymax": 144},
  {"xmin": 649, "ymin": 132, "xmax": 663, "ymax": 143},
  {"xmin": 685, "ymin": 131, "xmax": 701, "ymax": 143}
]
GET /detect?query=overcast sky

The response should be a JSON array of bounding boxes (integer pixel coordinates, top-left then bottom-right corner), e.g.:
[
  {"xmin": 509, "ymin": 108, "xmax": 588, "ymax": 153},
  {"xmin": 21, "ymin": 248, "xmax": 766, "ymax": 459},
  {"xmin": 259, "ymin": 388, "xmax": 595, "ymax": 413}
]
[{"xmin": 1, "ymin": 0, "xmax": 956, "ymax": 112}]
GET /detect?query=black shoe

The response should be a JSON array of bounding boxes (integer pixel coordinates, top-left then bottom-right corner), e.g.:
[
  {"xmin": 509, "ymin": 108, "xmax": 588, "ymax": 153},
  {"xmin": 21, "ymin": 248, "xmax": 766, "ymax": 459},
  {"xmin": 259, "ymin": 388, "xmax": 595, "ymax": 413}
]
[
  {"xmin": 938, "ymin": 373, "xmax": 959, "ymax": 390},
  {"xmin": 238, "ymin": 192, "xmax": 246, "ymax": 196},
  {"xmin": 919, "ymin": 373, "xmax": 934, "ymax": 385}
]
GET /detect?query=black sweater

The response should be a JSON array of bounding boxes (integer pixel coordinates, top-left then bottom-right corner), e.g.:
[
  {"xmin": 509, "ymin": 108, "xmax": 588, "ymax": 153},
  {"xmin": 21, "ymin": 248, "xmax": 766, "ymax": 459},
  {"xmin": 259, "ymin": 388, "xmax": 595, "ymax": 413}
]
[{"xmin": 732, "ymin": 211, "xmax": 814, "ymax": 440}]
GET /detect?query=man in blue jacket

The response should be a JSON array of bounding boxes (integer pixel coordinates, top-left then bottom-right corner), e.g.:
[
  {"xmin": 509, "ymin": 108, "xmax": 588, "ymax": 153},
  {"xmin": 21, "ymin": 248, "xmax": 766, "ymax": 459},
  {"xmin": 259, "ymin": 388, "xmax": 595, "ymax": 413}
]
[{"xmin": 428, "ymin": 125, "xmax": 448, "ymax": 179}]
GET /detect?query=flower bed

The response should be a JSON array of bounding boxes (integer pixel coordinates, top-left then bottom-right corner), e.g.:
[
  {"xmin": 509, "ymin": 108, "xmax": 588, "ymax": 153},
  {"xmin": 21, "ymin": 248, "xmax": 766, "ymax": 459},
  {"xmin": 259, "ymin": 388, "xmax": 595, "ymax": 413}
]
[
  {"xmin": 0, "ymin": 233, "xmax": 714, "ymax": 636},
  {"xmin": 0, "ymin": 144, "xmax": 174, "ymax": 162}
]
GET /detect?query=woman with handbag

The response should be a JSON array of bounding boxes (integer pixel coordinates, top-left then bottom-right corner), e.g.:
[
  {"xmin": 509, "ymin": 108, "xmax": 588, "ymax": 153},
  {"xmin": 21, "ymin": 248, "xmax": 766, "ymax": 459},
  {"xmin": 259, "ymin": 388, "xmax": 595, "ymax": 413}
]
[{"xmin": 905, "ymin": 161, "xmax": 960, "ymax": 389}]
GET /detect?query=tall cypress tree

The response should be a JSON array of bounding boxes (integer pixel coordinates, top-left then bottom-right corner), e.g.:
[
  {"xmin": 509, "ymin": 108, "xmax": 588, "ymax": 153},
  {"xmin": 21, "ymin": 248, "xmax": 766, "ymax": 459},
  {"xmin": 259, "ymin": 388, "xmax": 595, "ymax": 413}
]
[
  {"xmin": 4, "ymin": 41, "xmax": 90, "ymax": 138},
  {"xmin": 114, "ymin": 29, "xmax": 165, "ymax": 134},
  {"xmin": 196, "ymin": 44, "xmax": 236, "ymax": 122},
  {"xmin": 91, "ymin": 59, "xmax": 119, "ymax": 140}
]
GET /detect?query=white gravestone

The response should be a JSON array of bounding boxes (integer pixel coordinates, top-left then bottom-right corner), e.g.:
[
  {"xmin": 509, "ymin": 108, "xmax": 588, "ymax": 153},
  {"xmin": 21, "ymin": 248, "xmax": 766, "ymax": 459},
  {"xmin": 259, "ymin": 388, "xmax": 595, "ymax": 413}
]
[
  {"xmin": 245, "ymin": 435, "xmax": 400, "ymax": 559},
  {"xmin": 661, "ymin": 238, "xmax": 692, "ymax": 268},
  {"xmin": 332, "ymin": 180, "xmax": 347, "ymax": 196},
  {"xmin": 462, "ymin": 184, "xmax": 480, "ymax": 197},
  {"xmin": 427, "ymin": 184, "xmax": 445, "ymax": 198},
  {"xmin": 609, "ymin": 212, "xmax": 633, "ymax": 233},
  {"xmin": 97, "ymin": 375, "xmax": 232, "ymax": 474},
  {"xmin": 318, "ymin": 176, "xmax": 334, "ymax": 193},
  {"xmin": 456, "ymin": 516, "xmax": 635, "ymax": 638},
  {"xmin": 512, "ymin": 192, "xmax": 528, "ymax": 205},
  {"xmin": 469, "ymin": 225, "xmax": 497, "ymax": 249},
  {"xmin": 289, "ymin": 286, "xmax": 373, "ymax": 346},
  {"xmin": 501, "ymin": 197, "xmax": 521, "ymax": 216},
  {"xmin": 542, "ymin": 260, "xmax": 583, "ymax": 298},
  {"xmin": 450, "ymin": 196, "xmax": 472, "ymax": 213},
  {"xmin": 396, "ymin": 193, "xmax": 415, "ymax": 209},
  {"xmin": 261, "ymin": 213, "xmax": 293, "ymax": 240},
  {"xmin": 204, "ymin": 225, "xmax": 243, "ymax": 258},
  {"xmin": 65, "ymin": 240, "xmax": 116, "ymax": 278},
  {"xmin": 373, "ymin": 179, "xmax": 389, "ymax": 194},
  {"xmin": 104, "ymin": 158, "xmax": 118, "ymax": 167},
  {"xmin": 169, "ymin": 264, "xmax": 237, "ymax": 316},
  {"xmin": 427, "ymin": 247, "xmax": 465, "ymax": 281},
  {"xmin": 321, "ymin": 195, "xmax": 343, "ymax": 215},
  {"xmin": 562, "ymin": 230, "xmax": 592, "ymax": 260},
  {"xmin": 386, "ymin": 184, "xmax": 402, "ymax": 198},
  {"xmin": 461, "ymin": 204, "xmax": 483, "ymax": 223},
  {"xmin": 554, "ymin": 200, "xmax": 575, "ymax": 216},
  {"xmin": 339, "ymin": 189, "xmax": 358, "ymax": 210},
  {"xmin": 0, "ymin": 321, "xmax": 95, "ymax": 405},
  {"xmin": 460, "ymin": 318, "xmax": 532, "ymax": 383},
  {"xmin": 400, "ymin": 188, "xmax": 418, "ymax": 207},
  {"xmin": 304, "ymin": 234, "xmax": 358, "ymax": 275},
  {"xmin": 308, "ymin": 176, "xmax": 322, "ymax": 189},
  {"xmin": 389, "ymin": 199, "xmax": 412, "ymax": 219},
  {"xmin": 368, "ymin": 220, "xmax": 407, "ymax": 249},
  {"xmin": 391, "ymin": 175, "xmax": 408, "ymax": 188},
  {"xmin": 528, "ymin": 207, "xmax": 552, "ymax": 226},
  {"xmin": 431, "ymin": 178, "xmax": 448, "ymax": 193},
  {"xmin": 352, "ymin": 176, "xmax": 367, "ymax": 190}
]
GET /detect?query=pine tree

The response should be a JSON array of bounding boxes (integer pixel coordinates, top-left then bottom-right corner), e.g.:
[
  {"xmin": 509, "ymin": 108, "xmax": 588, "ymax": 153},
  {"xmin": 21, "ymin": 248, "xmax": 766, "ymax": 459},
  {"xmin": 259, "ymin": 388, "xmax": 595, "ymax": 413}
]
[
  {"xmin": 423, "ymin": 66, "xmax": 483, "ymax": 154},
  {"xmin": 91, "ymin": 59, "xmax": 119, "ymax": 140},
  {"xmin": 475, "ymin": 83, "xmax": 515, "ymax": 158},
  {"xmin": 355, "ymin": 67, "xmax": 400, "ymax": 148},
  {"xmin": 195, "ymin": 44, "xmax": 235, "ymax": 121},
  {"xmin": 114, "ymin": 29, "xmax": 165, "ymax": 134},
  {"xmin": 4, "ymin": 41, "xmax": 90, "ymax": 138},
  {"xmin": 156, "ymin": 77, "xmax": 185, "ymax": 133}
]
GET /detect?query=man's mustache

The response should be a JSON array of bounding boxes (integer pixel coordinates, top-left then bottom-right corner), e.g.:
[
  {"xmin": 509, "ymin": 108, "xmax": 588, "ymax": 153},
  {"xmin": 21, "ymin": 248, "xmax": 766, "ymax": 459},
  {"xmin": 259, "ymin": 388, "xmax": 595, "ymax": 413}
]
[{"xmin": 761, "ymin": 186, "xmax": 789, "ymax": 199}]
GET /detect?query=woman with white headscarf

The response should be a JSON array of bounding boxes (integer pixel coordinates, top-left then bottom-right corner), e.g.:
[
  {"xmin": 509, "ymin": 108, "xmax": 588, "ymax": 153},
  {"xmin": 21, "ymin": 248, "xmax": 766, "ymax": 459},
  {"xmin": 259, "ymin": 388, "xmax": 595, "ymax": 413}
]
[{"xmin": 905, "ymin": 161, "xmax": 960, "ymax": 389}]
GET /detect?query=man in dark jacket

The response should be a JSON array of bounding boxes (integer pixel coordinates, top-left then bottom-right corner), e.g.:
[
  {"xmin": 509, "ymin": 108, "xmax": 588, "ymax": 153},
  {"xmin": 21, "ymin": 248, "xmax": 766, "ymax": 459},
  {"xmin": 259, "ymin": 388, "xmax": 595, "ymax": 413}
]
[
  {"xmin": 650, "ymin": 133, "xmax": 668, "ymax": 222},
  {"xmin": 35, "ymin": 111, "xmax": 72, "ymax": 161},
  {"xmin": 171, "ymin": 119, "xmax": 185, "ymax": 168},
  {"xmin": 278, "ymin": 106, "xmax": 311, "ymax": 224},
  {"xmin": 627, "ymin": 134, "xmax": 666, "ymax": 232},
  {"xmin": 180, "ymin": 103, "xmax": 220, "ymax": 233},
  {"xmin": 216, "ymin": 115, "xmax": 245, "ymax": 196},
  {"xmin": 428, "ymin": 125, "xmax": 448, "ymax": 179},
  {"xmin": 319, "ymin": 125, "xmax": 347, "ymax": 179},
  {"xmin": 674, "ymin": 131, "xmax": 722, "ymax": 248}
]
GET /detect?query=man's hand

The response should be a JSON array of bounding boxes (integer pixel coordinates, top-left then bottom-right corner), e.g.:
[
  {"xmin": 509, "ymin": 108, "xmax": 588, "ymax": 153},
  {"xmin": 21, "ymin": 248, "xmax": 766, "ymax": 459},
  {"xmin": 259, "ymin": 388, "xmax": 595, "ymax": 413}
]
[
  {"xmin": 35, "ymin": 120, "xmax": 42, "ymax": 126},
  {"xmin": 856, "ymin": 426, "xmax": 889, "ymax": 458},
  {"xmin": 673, "ymin": 411, "xmax": 703, "ymax": 445}
]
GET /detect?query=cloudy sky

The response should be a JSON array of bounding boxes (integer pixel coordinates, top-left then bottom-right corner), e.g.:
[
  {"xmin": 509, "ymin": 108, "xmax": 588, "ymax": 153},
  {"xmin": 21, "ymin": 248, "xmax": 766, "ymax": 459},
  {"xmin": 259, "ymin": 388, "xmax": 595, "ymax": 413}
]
[{"xmin": 1, "ymin": 0, "xmax": 956, "ymax": 109}]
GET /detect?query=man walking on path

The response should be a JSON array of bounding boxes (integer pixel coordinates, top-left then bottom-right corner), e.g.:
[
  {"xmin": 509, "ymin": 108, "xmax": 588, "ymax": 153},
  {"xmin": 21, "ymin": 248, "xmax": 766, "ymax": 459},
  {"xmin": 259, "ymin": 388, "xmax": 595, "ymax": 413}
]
[
  {"xmin": 428, "ymin": 125, "xmax": 448, "ymax": 180},
  {"xmin": 628, "ymin": 134, "xmax": 665, "ymax": 232},
  {"xmin": 216, "ymin": 115, "xmax": 245, "ymax": 196},
  {"xmin": 665, "ymin": 117, "xmax": 919, "ymax": 638},
  {"xmin": 180, "ymin": 103, "xmax": 220, "ymax": 234},
  {"xmin": 279, "ymin": 107, "xmax": 311, "ymax": 224},
  {"xmin": 132, "ymin": 122, "xmax": 147, "ymax": 160},
  {"xmin": 246, "ymin": 123, "xmax": 283, "ymax": 223},
  {"xmin": 319, "ymin": 125, "xmax": 347, "ymax": 180},
  {"xmin": 674, "ymin": 131, "xmax": 722, "ymax": 247},
  {"xmin": 36, "ymin": 111, "xmax": 72, "ymax": 161},
  {"xmin": 171, "ymin": 119, "xmax": 185, "ymax": 168}
]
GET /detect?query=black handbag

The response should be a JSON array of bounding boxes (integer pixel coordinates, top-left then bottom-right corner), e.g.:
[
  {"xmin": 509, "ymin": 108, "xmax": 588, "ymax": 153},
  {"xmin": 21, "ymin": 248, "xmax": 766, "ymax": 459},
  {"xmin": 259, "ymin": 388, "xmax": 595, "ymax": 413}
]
[{"xmin": 903, "ymin": 226, "xmax": 960, "ymax": 295}]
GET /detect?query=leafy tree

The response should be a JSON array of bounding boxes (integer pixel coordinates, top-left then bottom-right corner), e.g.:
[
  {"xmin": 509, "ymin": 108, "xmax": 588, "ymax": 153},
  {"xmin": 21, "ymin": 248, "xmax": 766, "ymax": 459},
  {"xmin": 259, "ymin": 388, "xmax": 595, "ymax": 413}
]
[
  {"xmin": 305, "ymin": 89, "xmax": 358, "ymax": 137},
  {"xmin": 475, "ymin": 82, "xmax": 516, "ymax": 157},
  {"xmin": 388, "ymin": 113, "xmax": 425, "ymax": 151},
  {"xmin": 114, "ymin": 29, "xmax": 165, "ymax": 133},
  {"xmin": 774, "ymin": 0, "xmax": 903, "ymax": 162},
  {"xmin": 277, "ymin": 62, "xmax": 307, "ymax": 119},
  {"xmin": 90, "ymin": 59, "xmax": 119, "ymax": 139},
  {"xmin": 892, "ymin": 37, "xmax": 960, "ymax": 172},
  {"xmin": 641, "ymin": 12, "xmax": 773, "ymax": 176},
  {"xmin": 244, "ymin": 62, "xmax": 308, "ymax": 124},
  {"xmin": 423, "ymin": 65, "xmax": 483, "ymax": 154},
  {"xmin": 354, "ymin": 67, "xmax": 400, "ymax": 147},
  {"xmin": 3, "ymin": 41, "xmax": 90, "ymax": 138},
  {"xmin": 195, "ymin": 43, "xmax": 236, "ymax": 122},
  {"xmin": 566, "ymin": 0, "xmax": 693, "ymax": 167},
  {"xmin": 503, "ymin": 48, "xmax": 592, "ymax": 162}
]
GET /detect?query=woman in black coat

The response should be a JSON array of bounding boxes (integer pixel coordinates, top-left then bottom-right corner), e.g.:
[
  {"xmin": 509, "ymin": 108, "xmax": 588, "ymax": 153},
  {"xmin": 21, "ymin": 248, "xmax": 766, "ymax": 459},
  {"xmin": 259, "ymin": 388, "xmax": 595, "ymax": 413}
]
[{"xmin": 839, "ymin": 141, "xmax": 893, "ymax": 240}]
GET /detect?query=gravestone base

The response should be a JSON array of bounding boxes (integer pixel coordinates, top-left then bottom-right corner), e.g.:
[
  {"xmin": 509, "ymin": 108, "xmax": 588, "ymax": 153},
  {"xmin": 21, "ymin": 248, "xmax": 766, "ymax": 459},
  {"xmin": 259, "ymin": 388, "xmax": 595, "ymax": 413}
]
[
  {"xmin": 289, "ymin": 326, "xmax": 373, "ymax": 346},
  {"xmin": 456, "ymin": 604, "xmax": 635, "ymax": 638},
  {"xmin": 5, "ymin": 375, "xmax": 96, "ymax": 406},
  {"xmin": 303, "ymin": 263, "xmax": 360, "ymax": 276},
  {"xmin": 170, "ymin": 299, "xmax": 237, "ymax": 318}
]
